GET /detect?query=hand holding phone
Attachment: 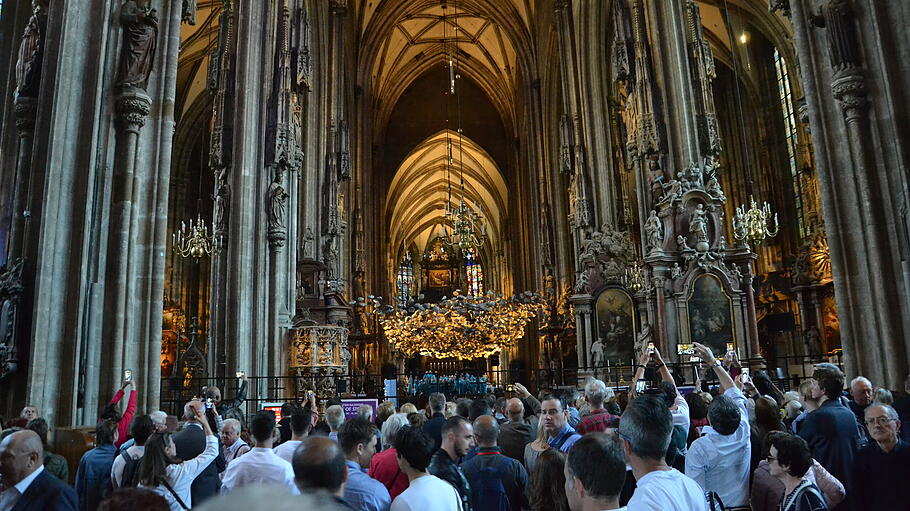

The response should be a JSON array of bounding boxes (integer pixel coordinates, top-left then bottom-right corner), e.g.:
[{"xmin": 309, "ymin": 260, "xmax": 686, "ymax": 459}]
[
  {"xmin": 635, "ymin": 379, "xmax": 647, "ymax": 394},
  {"xmin": 740, "ymin": 367, "xmax": 750, "ymax": 384},
  {"xmin": 647, "ymin": 342, "xmax": 655, "ymax": 355},
  {"xmin": 205, "ymin": 397, "xmax": 214, "ymax": 409}
]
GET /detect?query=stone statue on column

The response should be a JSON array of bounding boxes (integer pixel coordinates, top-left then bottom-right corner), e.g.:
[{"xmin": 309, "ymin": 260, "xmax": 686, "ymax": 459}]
[
  {"xmin": 116, "ymin": 0, "xmax": 159, "ymax": 90},
  {"xmin": 645, "ymin": 210, "xmax": 663, "ymax": 253},
  {"xmin": 689, "ymin": 203, "xmax": 709, "ymax": 249},
  {"xmin": 181, "ymin": 0, "xmax": 197, "ymax": 25},
  {"xmin": 15, "ymin": 0, "xmax": 48, "ymax": 99}
]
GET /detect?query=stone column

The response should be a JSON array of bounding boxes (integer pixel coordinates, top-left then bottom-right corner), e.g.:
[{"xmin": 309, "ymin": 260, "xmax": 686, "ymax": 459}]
[
  {"xmin": 743, "ymin": 270, "xmax": 761, "ymax": 358},
  {"xmin": 103, "ymin": 88, "xmax": 151, "ymax": 393},
  {"xmin": 8, "ymin": 97, "xmax": 38, "ymax": 260}
]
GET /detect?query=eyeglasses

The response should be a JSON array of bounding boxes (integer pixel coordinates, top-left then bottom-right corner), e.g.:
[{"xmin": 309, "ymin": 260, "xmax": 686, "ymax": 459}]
[
  {"xmin": 765, "ymin": 455, "xmax": 777, "ymax": 463},
  {"xmin": 865, "ymin": 417, "xmax": 896, "ymax": 426}
]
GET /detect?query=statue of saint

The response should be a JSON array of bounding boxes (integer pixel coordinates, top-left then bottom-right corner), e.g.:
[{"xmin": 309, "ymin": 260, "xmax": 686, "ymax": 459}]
[
  {"xmin": 15, "ymin": 0, "xmax": 47, "ymax": 98},
  {"xmin": 591, "ymin": 338, "xmax": 605, "ymax": 368},
  {"xmin": 689, "ymin": 203, "xmax": 709, "ymax": 243},
  {"xmin": 182, "ymin": 0, "xmax": 197, "ymax": 25},
  {"xmin": 644, "ymin": 210, "xmax": 663, "ymax": 252},
  {"xmin": 267, "ymin": 178, "xmax": 289, "ymax": 231},
  {"xmin": 116, "ymin": 0, "xmax": 159, "ymax": 89}
]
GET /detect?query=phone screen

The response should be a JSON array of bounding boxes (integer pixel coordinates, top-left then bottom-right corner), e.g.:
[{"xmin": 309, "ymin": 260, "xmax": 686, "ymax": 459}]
[
  {"xmin": 647, "ymin": 342, "xmax": 655, "ymax": 354},
  {"xmin": 741, "ymin": 368, "xmax": 750, "ymax": 382},
  {"xmin": 205, "ymin": 397, "xmax": 213, "ymax": 409},
  {"xmin": 123, "ymin": 369, "xmax": 132, "ymax": 382},
  {"xmin": 635, "ymin": 379, "xmax": 647, "ymax": 393},
  {"xmin": 236, "ymin": 371, "xmax": 244, "ymax": 379}
]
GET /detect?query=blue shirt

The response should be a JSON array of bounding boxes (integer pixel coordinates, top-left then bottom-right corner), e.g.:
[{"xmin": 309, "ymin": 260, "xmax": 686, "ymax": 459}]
[
  {"xmin": 685, "ymin": 386, "xmax": 751, "ymax": 507},
  {"xmin": 547, "ymin": 424, "xmax": 581, "ymax": 453},
  {"xmin": 344, "ymin": 459, "xmax": 391, "ymax": 511},
  {"xmin": 75, "ymin": 444, "xmax": 117, "ymax": 511}
]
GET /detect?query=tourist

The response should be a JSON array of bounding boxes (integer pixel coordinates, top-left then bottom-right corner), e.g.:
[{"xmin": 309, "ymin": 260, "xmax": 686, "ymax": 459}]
[
  {"xmin": 407, "ymin": 413, "xmax": 425, "ymax": 429},
  {"xmin": 750, "ymin": 450, "xmax": 844, "ymax": 511},
  {"xmin": 111, "ymin": 414, "xmax": 155, "ymax": 488},
  {"xmin": 523, "ymin": 414, "xmax": 550, "ymax": 472},
  {"xmin": 852, "ymin": 403, "xmax": 910, "ymax": 508},
  {"xmin": 421, "ymin": 392, "xmax": 447, "ymax": 451},
  {"xmin": 137, "ymin": 405, "xmax": 219, "ymax": 511},
  {"xmin": 338, "ymin": 417, "xmax": 390, "ymax": 511},
  {"xmin": 617, "ymin": 395, "xmax": 706, "ymax": 510},
  {"xmin": 847, "ymin": 376, "xmax": 873, "ymax": 423},
  {"xmin": 76, "ymin": 419, "xmax": 120, "ymax": 510},
  {"xmin": 221, "ymin": 411, "xmax": 296, "ymax": 493},
  {"xmin": 274, "ymin": 410, "xmax": 314, "ymax": 463},
  {"xmin": 326, "ymin": 405, "xmax": 346, "ymax": 442},
  {"xmin": 498, "ymin": 398, "xmax": 534, "ymax": 463},
  {"xmin": 632, "ymin": 347, "xmax": 690, "ymax": 442},
  {"xmin": 369, "ymin": 413, "xmax": 410, "ymax": 499},
  {"xmin": 25, "ymin": 417, "xmax": 68, "ymax": 483},
  {"xmin": 444, "ymin": 402, "xmax": 457, "ymax": 419},
  {"xmin": 118, "ymin": 410, "xmax": 167, "ymax": 454},
  {"xmin": 292, "ymin": 436, "xmax": 348, "ymax": 503},
  {"xmin": 751, "ymin": 396, "xmax": 786, "ymax": 472},
  {"xmin": 204, "ymin": 372, "xmax": 249, "ymax": 419},
  {"xmin": 528, "ymin": 449, "xmax": 569, "ymax": 511},
  {"xmin": 468, "ymin": 399, "xmax": 492, "ymax": 422},
  {"xmin": 391, "ymin": 427, "xmax": 461, "ymax": 511},
  {"xmin": 428, "ymin": 416, "xmax": 474, "ymax": 511},
  {"xmin": 171, "ymin": 400, "xmax": 225, "ymax": 506},
  {"xmin": 399, "ymin": 403, "xmax": 418, "ymax": 415},
  {"xmin": 797, "ymin": 363, "xmax": 859, "ymax": 501},
  {"xmin": 221, "ymin": 418, "xmax": 251, "ymax": 464},
  {"xmin": 455, "ymin": 399, "xmax": 472, "ymax": 419},
  {"xmin": 97, "ymin": 488, "xmax": 169, "ymax": 511},
  {"xmin": 791, "ymin": 379, "xmax": 822, "ymax": 434},
  {"xmin": 565, "ymin": 434, "xmax": 627, "ymax": 511},
  {"xmin": 461, "ymin": 416, "xmax": 528, "ymax": 511},
  {"xmin": 684, "ymin": 392, "xmax": 709, "ymax": 446},
  {"xmin": 872, "ymin": 387, "xmax": 893, "ymax": 405},
  {"xmin": 101, "ymin": 379, "xmax": 137, "ymax": 449},
  {"xmin": 493, "ymin": 397, "xmax": 508, "ymax": 424},
  {"xmin": 540, "ymin": 395, "xmax": 581, "ymax": 453},
  {"xmin": 6, "ymin": 406, "xmax": 38, "ymax": 429},
  {"xmin": 377, "ymin": 401, "xmax": 396, "ymax": 427},
  {"xmin": 563, "ymin": 389, "xmax": 581, "ymax": 428},
  {"xmin": 0, "ymin": 429, "xmax": 77, "ymax": 510},
  {"xmin": 766, "ymin": 432, "xmax": 828, "ymax": 511},
  {"xmin": 685, "ymin": 342, "xmax": 751, "ymax": 509},
  {"xmin": 575, "ymin": 379, "xmax": 618, "ymax": 435}
]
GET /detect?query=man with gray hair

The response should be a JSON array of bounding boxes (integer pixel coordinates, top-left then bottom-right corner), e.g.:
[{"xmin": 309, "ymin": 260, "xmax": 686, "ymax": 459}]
[
  {"xmin": 618, "ymin": 395, "xmax": 706, "ymax": 510},
  {"xmin": 576, "ymin": 378, "xmax": 619, "ymax": 435},
  {"xmin": 848, "ymin": 375, "xmax": 873, "ymax": 444},
  {"xmin": 116, "ymin": 409, "xmax": 169, "ymax": 454},
  {"xmin": 221, "ymin": 418, "xmax": 251, "ymax": 463},
  {"xmin": 460, "ymin": 416, "xmax": 528, "ymax": 511},
  {"xmin": 498, "ymin": 398, "xmax": 533, "ymax": 463},
  {"xmin": 326, "ymin": 405, "xmax": 345, "ymax": 442},
  {"xmin": 422, "ymin": 392, "xmax": 447, "ymax": 451},
  {"xmin": 852, "ymin": 403, "xmax": 910, "ymax": 509},
  {"xmin": 685, "ymin": 342, "xmax": 751, "ymax": 508}
]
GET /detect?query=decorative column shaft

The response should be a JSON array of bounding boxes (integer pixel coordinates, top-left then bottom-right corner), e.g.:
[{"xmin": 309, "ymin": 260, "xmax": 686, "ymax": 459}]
[{"xmin": 8, "ymin": 98, "xmax": 38, "ymax": 260}]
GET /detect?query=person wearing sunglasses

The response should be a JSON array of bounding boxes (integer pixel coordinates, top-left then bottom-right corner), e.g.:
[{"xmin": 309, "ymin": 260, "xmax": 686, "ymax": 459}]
[{"xmin": 852, "ymin": 403, "xmax": 910, "ymax": 509}]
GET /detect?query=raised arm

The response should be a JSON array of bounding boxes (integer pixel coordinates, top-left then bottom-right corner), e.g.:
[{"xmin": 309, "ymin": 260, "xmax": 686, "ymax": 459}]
[
  {"xmin": 693, "ymin": 342, "xmax": 735, "ymax": 392},
  {"xmin": 174, "ymin": 405, "xmax": 219, "ymax": 481}
]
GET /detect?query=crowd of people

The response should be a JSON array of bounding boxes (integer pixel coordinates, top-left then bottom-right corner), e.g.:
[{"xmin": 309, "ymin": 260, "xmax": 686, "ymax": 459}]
[{"xmin": 1, "ymin": 343, "xmax": 908, "ymax": 511}]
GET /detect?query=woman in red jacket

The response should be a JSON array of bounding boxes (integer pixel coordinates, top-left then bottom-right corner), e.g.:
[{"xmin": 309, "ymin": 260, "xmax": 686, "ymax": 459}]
[{"xmin": 101, "ymin": 379, "xmax": 137, "ymax": 448}]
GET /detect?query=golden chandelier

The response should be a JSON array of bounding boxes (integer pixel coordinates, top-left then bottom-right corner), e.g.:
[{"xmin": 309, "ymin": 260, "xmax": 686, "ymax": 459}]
[
  {"xmin": 733, "ymin": 195, "xmax": 780, "ymax": 247},
  {"xmin": 355, "ymin": 291, "xmax": 543, "ymax": 360},
  {"xmin": 171, "ymin": 214, "xmax": 216, "ymax": 258}
]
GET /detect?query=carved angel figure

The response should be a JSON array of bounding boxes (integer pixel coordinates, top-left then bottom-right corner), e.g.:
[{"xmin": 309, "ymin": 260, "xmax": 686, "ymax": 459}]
[{"xmin": 689, "ymin": 204, "xmax": 709, "ymax": 243}]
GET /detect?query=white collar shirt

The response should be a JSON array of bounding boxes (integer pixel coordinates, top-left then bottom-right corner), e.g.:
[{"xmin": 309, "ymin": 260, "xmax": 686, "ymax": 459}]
[
  {"xmin": 0, "ymin": 465, "xmax": 44, "ymax": 511},
  {"xmin": 220, "ymin": 447, "xmax": 299, "ymax": 495},
  {"xmin": 273, "ymin": 440, "xmax": 302, "ymax": 464},
  {"xmin": 684, "ymin": 386, "xmax": 752, "ymax": 508}
]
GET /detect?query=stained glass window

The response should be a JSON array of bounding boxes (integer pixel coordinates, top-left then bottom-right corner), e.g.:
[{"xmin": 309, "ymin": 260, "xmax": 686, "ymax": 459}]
[
  {"xmin": 465, "ymin": 249, "xmax": 484, "ymax": 296},
  {"xmin": 774, "ymin": 48, "xmax": 804, "ymax": 238},
  {"xmin": 397, "ymin": 253, "xmax": 414, "ymax": 305}
]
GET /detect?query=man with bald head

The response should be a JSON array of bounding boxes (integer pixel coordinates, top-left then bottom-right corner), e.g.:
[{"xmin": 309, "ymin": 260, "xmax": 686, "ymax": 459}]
[
  {"xmin": 0, "ymin": 430, "xmax": 77, "ymax": 510},
  {"xmin": 172, "ymin": 399, "xmax": 225, "ymax": 507},
  {"xmin": 498, "ymin": 398, "xmax": 534, "ymax": 463},
  {"xmin": 460, "ymin": 415, "xmax": 528, "ymax": 511},
  {"xmin": 293, "ymin": 435, "xmax": 349, "ymax": 504}
]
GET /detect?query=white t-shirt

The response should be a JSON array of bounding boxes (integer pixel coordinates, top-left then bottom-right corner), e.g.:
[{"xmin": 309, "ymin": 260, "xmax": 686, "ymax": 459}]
[
  {"xmin": 390, "ymin": 474, "xmax": 462, "ymax": 511},
  {"xmin": 627, "ymin": 468, "xmax": 707, "ymax": 511},
  {"xmin": 221, "ymin": 447, "xmax": 298, "ymax": 494},
  {"xmin": 273, "ymin": 440, "xmax": 302, "ymax": 464}
]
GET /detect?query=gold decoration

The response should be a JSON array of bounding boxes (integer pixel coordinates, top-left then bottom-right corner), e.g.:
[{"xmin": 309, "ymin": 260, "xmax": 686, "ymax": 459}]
[
  {"xmin": 171, "ymin": 214, "xmax": 216, "ymax": 258},
  {"xmin": 733, "ymin": 196, "xmax": 779, "ymax": 247}
]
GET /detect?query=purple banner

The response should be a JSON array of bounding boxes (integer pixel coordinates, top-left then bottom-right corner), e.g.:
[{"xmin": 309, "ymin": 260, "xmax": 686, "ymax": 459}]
[{"xmin": 341, "ymin": 398, "xmax": 378, "ymax": 420}]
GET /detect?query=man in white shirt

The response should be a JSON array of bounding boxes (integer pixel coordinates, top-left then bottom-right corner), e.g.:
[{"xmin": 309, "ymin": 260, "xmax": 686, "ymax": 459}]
[
  {"xmin": 0, "ymin": 430, "xmax": 77, "ymax": 511},
  {"xmin": 565, "ymin": 433, "xmax": 628, "ymax": 511},
  {"xmin": 685, "ymin": 342, "xmax": 752, "ymax": 508},
  {"xmin": 617, "ymin": 396, "xmax": 707, "ymax": 511},
  {"xmin": 221, "ymin": 418, "xmax": 250, "ymax": 464},
  {"xmin": 221, "ymin": 411, "xmax": 297, "ymax": 493},
  {"xmin": 390, "ymin": 426, "xmax": 461, "ymax": 511},
  {"xmin": 274, "ymin": 408, "xmax": 313, "ymax": 463},
  {"xmin": 111, "ymin": 414, "xmax": 155, "ymax": 487},
  {"xmin": 326, "ymin": 405, "xmax": 345, "ymax": 442}
]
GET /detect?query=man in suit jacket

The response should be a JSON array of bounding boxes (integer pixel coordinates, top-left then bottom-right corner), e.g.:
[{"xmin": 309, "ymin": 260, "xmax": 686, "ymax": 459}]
[
  {"xmin": 422, "ymin": 392, "xmax": 447, "ymax": 452},
  {"xmin": 0, "ymin": 430, "xmax": 77, "ymax": 511},
  {"xmin": 172, "ymin": 400, "xmax": 225, "ymax": 507}
]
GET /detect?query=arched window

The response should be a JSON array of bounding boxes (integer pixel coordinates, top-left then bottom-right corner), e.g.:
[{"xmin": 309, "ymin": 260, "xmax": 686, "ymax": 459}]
[
  {"xmin": 774, "ymin": 48, "xmax": 804, "ymax": 237},
  {"xmin": 397, "ymin": 253, "xmax": 414, "ymax": 305},
  {"xmin": 465, "ymin": 249, "xmax": 484, "ymax": 296}
]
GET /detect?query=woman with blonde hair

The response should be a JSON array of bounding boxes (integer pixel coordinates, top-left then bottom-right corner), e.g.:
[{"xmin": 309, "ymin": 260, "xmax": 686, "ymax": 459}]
[{"xmin": 524, "ymin": 413, "xmax": 549, "ymax": 472}]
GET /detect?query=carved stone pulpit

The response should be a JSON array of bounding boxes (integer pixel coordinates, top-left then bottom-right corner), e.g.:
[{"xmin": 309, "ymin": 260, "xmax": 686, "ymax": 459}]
[{"xmin": 287, "ymin": 324, "xmax": 350, "ymax": 399}]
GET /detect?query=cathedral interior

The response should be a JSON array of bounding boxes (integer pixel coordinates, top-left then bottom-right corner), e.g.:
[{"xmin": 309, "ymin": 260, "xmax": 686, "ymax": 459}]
[{"xmin": 0, "ymin": 0, "xmax": 909, "ymax": 428}]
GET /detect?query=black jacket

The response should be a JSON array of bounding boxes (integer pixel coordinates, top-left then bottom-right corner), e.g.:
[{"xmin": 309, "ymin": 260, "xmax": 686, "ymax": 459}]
[
  {"xmin": 172, "ymin": 423, "xmax": 224, "ymax": 507},
  {"xmin": 498, "ymin": 422, "xmax": 533, "ymax": 463},
  {"xmin": 797, "ymin": 399, "xmax": 859, "ymax": 497},
  {"xmin": 422, "ymin": 413, "xmax": 447, "ymax": 452},
  {"xmin": 428, "ymin": 449, "xmax": 473, "ymax": 511},
  {"xmin": 11, "ymin": 468, "xmax": 78, "ymax": 511}
]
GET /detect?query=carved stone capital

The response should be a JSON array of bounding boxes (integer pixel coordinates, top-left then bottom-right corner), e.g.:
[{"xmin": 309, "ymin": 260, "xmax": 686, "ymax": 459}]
[
  {"xmin": 831, "ymin": 72, "xmax": 866, "ymax": 122},
  {"xmin": 13, "ymin": 97, "xmax": 38, "ymax": 133},
  {"xmin": 115, "ymin": 88, "xmax": 152, "ymax": 134}
]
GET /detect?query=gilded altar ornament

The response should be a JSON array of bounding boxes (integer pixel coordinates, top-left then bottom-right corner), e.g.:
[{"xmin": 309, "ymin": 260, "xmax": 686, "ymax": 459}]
[{"xmin": 733, "ymin": 196, "xmax": 779, "ymax": 247}]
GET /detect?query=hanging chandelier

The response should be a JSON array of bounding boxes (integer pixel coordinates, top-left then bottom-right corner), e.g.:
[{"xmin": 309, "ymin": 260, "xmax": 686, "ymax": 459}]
[
  {"xmin": 353, "ymin": 291, "xmax": 543, "ymax": 360},
  {"xmin": 622, "ymin": 261, "xmax": 647, "ymax": 292},
  {"xmin": 172, "ymin": 214, "xmax": 216, "ymax": 258},
  {"xmin": 733, "ymin": 195, "xmax": 779, "ymax": 247},
  {"xmin": 444, "ymin": 198, "xmax": 488, "ymax": 252}
]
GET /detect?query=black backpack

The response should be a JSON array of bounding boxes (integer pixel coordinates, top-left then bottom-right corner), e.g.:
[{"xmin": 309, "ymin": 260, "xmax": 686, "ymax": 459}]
[{"xmin": 119, "ymin": 450, "xmax": 143, "ymax": 487}]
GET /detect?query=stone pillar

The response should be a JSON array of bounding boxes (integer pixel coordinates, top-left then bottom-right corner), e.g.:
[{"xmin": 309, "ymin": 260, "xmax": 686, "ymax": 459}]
[
  {"xmin": 8, "ymin": 97, "xmax": 38, "ymax": 260},
  {"xmin": 743, "ymin": 270, "xmax": 761, "ymax": 358},
  {"xmin": 102, "ymin": 88, "xmax": 151, "ymax": 393}
]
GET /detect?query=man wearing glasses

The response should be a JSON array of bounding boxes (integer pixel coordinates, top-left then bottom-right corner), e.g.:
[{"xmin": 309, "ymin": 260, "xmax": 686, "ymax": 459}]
[{"xmin": 852, "ymin": 403, "xmax": 910, "ymax": 509}]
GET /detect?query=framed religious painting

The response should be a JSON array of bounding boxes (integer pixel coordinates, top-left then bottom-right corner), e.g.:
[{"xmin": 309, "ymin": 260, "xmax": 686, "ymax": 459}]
[
  {"xmin": 427, "ymin": 269, "xmax": 450, "ymax": 288},
  {"xmin": 686, "ymin": 273, "xmax": 735, "ymax": 356},
  {"xmin": 593, "ymin": 288, "xmax": 636, "ymax": 367}
]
